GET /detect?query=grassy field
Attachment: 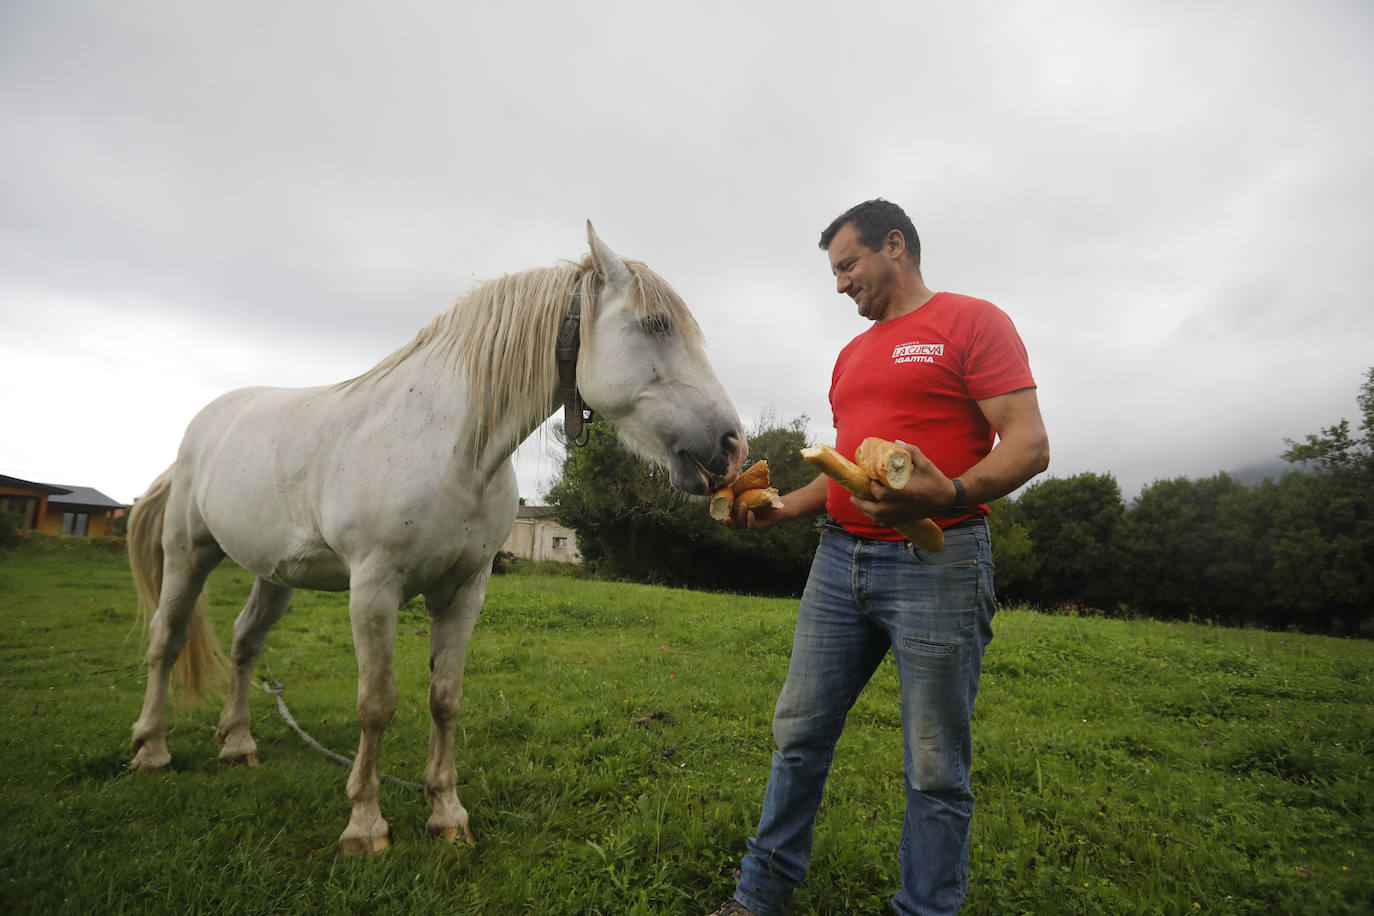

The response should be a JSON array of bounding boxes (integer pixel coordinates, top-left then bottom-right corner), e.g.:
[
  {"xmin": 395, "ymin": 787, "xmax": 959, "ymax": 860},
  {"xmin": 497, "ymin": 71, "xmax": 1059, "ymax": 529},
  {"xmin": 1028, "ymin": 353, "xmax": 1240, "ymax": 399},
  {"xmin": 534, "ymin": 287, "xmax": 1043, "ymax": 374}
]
[{"xmin": 0, "ymin": 537, "xmax": 1370, "ymax": 915}]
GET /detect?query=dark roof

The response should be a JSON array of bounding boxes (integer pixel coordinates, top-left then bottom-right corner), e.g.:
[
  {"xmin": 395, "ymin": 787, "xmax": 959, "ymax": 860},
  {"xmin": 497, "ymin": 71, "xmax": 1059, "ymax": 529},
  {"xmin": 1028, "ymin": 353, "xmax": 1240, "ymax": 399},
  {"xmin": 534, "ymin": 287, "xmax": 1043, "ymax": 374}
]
[
  {"xmin": 46, "ymin": 485, "xmax": 126, "ymax": 510},
  {"xmin": 515, "ymin": 506, "xmax": 562, "ymax": 520},
  {"xmin": 2, "ymin": 475, "xmax": 123, "ymax": 508},
  {"xmin": 0, "ymin": 474, "xmax": 70, "ymax": 496}
]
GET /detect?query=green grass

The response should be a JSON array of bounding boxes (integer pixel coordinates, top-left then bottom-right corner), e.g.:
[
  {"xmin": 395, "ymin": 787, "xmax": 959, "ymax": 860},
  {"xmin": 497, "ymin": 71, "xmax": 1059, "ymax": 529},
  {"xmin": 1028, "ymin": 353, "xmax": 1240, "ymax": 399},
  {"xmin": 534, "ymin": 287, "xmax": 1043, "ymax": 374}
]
[{"xmin": 0, "ymin": 538, "xmax": 1370, "ymax": 914}]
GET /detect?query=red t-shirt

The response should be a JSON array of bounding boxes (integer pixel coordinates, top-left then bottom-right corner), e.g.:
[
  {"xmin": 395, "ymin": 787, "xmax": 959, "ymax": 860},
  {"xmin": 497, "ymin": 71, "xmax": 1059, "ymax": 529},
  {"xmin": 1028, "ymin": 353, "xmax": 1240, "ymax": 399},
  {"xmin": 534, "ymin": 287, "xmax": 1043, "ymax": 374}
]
[{"xmin": 827, "ymin": 291, "xmax": 1036, "ymax": 539}]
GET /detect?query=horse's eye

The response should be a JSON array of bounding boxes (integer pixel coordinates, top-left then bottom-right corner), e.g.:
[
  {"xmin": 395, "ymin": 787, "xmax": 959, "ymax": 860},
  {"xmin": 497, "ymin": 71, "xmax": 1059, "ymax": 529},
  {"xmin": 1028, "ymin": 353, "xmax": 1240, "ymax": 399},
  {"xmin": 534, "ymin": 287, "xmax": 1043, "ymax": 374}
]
[{"xmin": 641, "ymin": 315, "xmax": 672, "ymax": 336}]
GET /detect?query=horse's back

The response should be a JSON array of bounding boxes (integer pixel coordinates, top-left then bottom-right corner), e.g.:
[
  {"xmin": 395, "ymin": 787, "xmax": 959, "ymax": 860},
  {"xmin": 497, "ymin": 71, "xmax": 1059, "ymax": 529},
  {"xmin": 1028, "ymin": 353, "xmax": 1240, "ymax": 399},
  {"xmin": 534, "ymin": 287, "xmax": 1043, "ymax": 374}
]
[
  {"xmin": 172, "ymin": 385, "xmax": 354, "ymax": 584},
  {"xmin": 169, "ymin": 380, "xmax": 518, "ymax": 593}
]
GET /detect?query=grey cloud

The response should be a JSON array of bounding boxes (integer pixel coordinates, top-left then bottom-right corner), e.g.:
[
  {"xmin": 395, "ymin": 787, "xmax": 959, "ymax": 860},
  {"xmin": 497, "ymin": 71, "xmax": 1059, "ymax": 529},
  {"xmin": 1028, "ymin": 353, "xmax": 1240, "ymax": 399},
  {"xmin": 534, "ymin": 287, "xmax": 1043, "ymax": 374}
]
[{"xmin": 2, "ymin": 1, "xmax": 1371, "ymax": 506}]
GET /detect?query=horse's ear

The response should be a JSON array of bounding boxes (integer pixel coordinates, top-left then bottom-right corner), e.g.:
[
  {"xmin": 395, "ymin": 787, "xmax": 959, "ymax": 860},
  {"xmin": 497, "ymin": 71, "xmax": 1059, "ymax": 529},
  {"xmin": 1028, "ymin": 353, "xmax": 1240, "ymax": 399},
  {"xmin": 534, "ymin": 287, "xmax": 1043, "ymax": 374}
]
[{"xmin": 586, "ymin": 221, "xmax": 632, "ymax": 290}]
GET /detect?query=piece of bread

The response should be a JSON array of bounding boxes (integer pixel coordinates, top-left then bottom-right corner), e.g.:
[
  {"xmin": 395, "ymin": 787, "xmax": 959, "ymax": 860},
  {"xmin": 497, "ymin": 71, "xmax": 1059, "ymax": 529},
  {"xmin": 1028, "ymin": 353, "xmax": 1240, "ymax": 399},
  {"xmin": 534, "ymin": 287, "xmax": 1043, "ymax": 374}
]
[
  {"xmin": 799, "ymin": 444, "xmax": 870, "ymax": 496},
  {"xmin": 735, "ymin": 487, "xmax": 783, "ymax": 511},
  {"xmin": 730, "ymin": 460, "xmax": 770, "ymax": 495},
  {"xmin": 801, "ymin": 442, "xmax": 945, "ymax": 552},
  {"xmin": 708, "ymin": 460, "xmax": 774, "ymax": 521},
  {"xmin": 708, "ymin": 486, "xmax": 734, "ymax": 521},
  {"xmin": 855, "ymin": 437, "xmax": 911, "ymax": 490}
]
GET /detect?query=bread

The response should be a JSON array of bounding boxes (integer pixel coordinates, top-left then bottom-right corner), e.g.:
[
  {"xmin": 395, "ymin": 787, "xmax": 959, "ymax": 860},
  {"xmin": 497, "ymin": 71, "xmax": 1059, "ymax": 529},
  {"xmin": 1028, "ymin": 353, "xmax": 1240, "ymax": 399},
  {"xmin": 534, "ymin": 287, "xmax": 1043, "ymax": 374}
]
[
  {"xmin": 708, "ymin": 486, "xmax": 734, "ymax": 521},
  {"xmin": 735, "ymin": 487, "xmax": 783, "ymax": 511},
  {"xmin": 730, "ymin": 460, "xmax": 770, "ymax": 495},
  {"xmin": 801, "ymin": 440, "xmax": 944, "ymax": 552},
  {"xmin": 855, "ymin": 437, "xmax": 911, "ymax": 490},
  {"xmin": 798, "ymin": 444, "xmax": 870, "ymax": 496},
  {"xmin": 708, "ymin": 460, "xmax": 776, "ymax": 521}
]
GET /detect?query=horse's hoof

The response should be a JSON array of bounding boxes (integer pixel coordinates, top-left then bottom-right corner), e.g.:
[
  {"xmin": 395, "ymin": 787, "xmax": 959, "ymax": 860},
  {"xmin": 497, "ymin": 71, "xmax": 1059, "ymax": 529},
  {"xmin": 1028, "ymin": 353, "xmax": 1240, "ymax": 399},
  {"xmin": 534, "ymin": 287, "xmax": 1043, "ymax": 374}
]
[
  {"xmin": 340, "ymin": 833, "xmax": 391, "ymax": 856},
  {"xmin": 431, "ymin": 824, "xmax": 477, "ymax": 845},
  {"xmin": 223, "ymin": 752, "xmax": 261, "ymax": 767},
  {"xmin": 129, "ymin": 743, "xmax": 171, "ymax": 773}
]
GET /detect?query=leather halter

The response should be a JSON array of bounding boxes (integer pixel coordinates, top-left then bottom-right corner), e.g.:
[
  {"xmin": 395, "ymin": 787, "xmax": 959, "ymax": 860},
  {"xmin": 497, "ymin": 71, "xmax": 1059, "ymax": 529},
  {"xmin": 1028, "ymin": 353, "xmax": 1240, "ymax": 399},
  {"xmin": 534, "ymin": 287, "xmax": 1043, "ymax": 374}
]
[{"xmin": 556, "ymin": 286, "xmax": 594, "ymax": 446}]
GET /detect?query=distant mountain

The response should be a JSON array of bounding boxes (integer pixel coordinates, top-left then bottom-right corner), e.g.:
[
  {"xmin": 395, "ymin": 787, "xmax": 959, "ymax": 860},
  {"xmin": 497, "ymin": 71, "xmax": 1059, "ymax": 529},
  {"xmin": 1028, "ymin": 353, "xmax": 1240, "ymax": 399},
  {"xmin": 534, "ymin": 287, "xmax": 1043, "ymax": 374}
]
[{"xmin": 1228, "ymin": 457, "xmax": 1304, "ymax": 487}]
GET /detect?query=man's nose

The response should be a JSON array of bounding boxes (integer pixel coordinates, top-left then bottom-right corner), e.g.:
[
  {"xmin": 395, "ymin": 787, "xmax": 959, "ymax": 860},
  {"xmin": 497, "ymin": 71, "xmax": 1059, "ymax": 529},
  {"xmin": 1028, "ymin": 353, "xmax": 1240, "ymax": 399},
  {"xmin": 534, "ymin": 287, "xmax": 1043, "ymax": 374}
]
[{"xmin": 836, "ymin": 274, "xmax": 850, "ymax": 294}]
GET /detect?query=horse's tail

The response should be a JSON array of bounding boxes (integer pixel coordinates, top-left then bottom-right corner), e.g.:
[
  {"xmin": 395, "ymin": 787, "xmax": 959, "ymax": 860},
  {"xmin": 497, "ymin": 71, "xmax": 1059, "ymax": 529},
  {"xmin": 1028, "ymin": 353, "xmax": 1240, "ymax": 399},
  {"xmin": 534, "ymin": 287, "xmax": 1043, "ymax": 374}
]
[{"xmin": 128, "ymin": 464, "xmax": 226, "ymax": 705}]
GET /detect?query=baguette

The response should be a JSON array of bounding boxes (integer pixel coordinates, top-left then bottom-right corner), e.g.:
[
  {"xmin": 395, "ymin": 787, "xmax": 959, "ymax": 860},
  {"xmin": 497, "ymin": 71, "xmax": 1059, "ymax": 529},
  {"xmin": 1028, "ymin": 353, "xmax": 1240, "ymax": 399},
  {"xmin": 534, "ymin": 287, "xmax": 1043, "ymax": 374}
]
[
  {"xmin": 730, "ymin": 460, "xmax": 770, "ymax": 495},
  {"xmin": 798, "ymin": 444, "xmax": 870, "ymax": 496},
  {"xmin": 708, "ymin": 486, "xmax": 734, "ymax": 521},
  {"xmin": 855, "ymin": 437, "xmax": 911, "ymax": 490},
  {"xmin": 736, "ymin": 487, "xmax": 783, "ymax": 511},
  {"xmin": 708, "ymin": 460, "xmax": 776, "ymax": 521},
  {"xmin": 801, "ymin": 442, "xmax": 945, "ymax": 552}
]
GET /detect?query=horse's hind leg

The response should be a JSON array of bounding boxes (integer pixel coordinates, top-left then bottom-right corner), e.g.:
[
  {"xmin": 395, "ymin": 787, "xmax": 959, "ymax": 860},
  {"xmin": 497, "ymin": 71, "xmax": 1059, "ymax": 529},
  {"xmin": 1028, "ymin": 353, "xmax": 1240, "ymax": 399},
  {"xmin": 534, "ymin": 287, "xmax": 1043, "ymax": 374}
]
[
  {"xmin": 130, "ymin": 540, "xmax": 224, "ymax": 772},
  {"xmin": 422, "ymin": 567, "xmax": 489, "ymax": 844},
  {"xmin": 215, "ymin": 578, "xmax": 294, "ymax": 766}
]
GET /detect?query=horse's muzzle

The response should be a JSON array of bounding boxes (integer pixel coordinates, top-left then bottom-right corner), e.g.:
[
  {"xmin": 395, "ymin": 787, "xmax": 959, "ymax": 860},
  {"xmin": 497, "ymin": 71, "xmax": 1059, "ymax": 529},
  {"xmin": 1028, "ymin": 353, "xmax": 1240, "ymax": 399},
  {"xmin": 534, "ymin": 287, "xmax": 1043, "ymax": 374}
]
[{"xmin": 681, "ymin": 429, "xmax": 747, "ymax": 495}]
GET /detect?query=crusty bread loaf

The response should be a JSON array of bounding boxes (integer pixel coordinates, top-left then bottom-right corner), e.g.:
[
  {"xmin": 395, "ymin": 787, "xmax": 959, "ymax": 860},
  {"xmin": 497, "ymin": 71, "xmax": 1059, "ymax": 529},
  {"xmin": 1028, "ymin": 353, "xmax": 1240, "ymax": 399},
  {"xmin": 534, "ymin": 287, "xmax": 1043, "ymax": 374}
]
[
  {"xmin": 708, "ymin": 486, "xmax": 734, "ymax": 521},
  {"xmin": 855, "ymin": 437, "xmax": 911, "ymax": 490},
  {"xmin": 730, "ymin": 460, "xmax": 770, "ymax": 495},
  {"xmin": 801, "ymin": 440, "xmax": 944, "ymax": 552},
  {"xmin": 735, "ymin": 487, "xmax": 783, "ymax": 511},
  {"xmin": 709, "ymin": 460, "xmax": 777, "ymax": 520},
  {"xmin": 799, "ymin": 444, "xmax": 870, "ymax": 496}
]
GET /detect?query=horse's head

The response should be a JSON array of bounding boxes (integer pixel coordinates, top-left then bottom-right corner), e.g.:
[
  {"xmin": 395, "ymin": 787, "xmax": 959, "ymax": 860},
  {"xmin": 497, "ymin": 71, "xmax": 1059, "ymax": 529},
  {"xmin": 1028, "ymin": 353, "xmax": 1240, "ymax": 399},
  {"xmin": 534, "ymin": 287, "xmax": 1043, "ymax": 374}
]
[{"xmin": 576, "ymin": 222, "xmax": 747, "ymax": 495}]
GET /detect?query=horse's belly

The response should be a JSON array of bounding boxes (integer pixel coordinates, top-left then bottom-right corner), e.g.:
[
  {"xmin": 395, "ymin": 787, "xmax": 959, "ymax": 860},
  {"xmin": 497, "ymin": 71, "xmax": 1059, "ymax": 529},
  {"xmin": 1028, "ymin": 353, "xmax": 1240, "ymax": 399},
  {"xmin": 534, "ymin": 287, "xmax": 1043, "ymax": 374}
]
[
  {"xmin": 266, "ymin": 552, "xmax": 352, "ymax": 591},
  {"xmin": 223, "ymin": 537, "xmax": 351, "ymax": 591}
]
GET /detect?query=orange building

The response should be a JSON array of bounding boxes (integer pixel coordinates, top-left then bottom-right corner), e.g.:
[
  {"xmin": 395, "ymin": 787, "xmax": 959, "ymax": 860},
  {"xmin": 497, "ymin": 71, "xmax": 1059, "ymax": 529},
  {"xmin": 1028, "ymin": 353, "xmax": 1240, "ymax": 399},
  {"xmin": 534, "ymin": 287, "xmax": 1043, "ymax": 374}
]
[{"xmin": 0, "ymin": 474, "xmax": 126, "ymax": 537}]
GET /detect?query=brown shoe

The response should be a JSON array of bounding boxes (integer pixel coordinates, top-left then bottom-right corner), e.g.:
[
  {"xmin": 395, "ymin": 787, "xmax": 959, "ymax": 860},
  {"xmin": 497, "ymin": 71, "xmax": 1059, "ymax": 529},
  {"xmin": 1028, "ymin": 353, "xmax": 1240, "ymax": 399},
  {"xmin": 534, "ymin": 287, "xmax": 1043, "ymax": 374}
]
[{"xmin": 706, "ymin": 901, "xmax": 756, "ymax": 916}]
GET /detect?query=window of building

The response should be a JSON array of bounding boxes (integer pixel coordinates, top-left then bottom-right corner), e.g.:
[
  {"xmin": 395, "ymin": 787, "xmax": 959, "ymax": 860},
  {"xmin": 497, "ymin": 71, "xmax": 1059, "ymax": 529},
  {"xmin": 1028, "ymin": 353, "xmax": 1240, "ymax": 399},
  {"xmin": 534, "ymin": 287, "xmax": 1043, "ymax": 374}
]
[
  {"xmin": 552, "ymin": 536, "xmax": 568, "ymax": 549},
  {"xmin": 1, "ymin": 495, "xmax": 40, "ymax": 529},
  {"xmin": 61, "ymin": 512, "xmax": 89, "ymax": 536}
]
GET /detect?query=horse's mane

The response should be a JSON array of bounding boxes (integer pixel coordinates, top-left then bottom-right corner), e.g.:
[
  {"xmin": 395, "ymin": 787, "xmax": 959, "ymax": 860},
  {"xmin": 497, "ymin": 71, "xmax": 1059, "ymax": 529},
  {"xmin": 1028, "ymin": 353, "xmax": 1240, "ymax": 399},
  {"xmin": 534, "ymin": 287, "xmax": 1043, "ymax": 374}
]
[{"xmin": 337, "ymin": 253, "xmax": 703, "ymax": 451}]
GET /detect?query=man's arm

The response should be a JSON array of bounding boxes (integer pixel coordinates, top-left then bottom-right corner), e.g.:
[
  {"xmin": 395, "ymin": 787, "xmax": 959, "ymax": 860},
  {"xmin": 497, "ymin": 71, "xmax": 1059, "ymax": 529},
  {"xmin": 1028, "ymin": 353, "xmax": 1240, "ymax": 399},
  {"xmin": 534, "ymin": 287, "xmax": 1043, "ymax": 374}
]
[
  {"xmin": 852, "ymin": 388, "xmax": 1050, "ymax": 526},
  {"xmin": 728, "ymin": 473, "xmax": 830, "ymax": 531}
]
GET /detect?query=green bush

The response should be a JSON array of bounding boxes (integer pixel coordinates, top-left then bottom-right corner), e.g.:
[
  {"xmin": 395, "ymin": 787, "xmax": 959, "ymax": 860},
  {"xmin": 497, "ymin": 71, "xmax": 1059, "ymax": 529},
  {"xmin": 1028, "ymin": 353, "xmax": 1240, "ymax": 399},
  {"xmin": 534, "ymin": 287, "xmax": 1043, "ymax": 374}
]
[{"xmin": 0, "ymin": 510, "xmax": 20, "ymax": 550}]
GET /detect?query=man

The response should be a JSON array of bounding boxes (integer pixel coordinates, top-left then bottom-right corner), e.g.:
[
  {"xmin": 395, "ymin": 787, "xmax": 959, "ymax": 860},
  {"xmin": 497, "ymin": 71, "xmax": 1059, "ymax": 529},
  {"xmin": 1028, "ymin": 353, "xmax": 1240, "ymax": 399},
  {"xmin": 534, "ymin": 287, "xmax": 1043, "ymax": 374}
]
[{"xmin": 709, "ymin": 199, "xmax": 1049, "ymax": 916}]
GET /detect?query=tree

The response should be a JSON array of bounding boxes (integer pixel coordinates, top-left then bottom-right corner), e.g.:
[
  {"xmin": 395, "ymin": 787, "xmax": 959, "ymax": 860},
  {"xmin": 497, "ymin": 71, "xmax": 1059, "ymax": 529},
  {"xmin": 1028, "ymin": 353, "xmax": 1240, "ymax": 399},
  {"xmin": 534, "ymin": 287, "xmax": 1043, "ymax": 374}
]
[
  {"xmin": 1265, "ymin": 367, "xmax": 1374, "ymax": 633},
  {"xmin": 1281, "ymin": 367, "xmax": 1374, "ymax": 470},
  {"xmin": 1012, "ymin": 472, "xmax": 1124, "ymax": 609},
  {"xmin": 986, "ymin": 497, "xmax": 1040, "ymax": 601},
  {"xmin": 1115, "ymin": 473, "xmax": 1259, "ymax": 621},
  {"xmin": 544, "ymin": 419, "xmax": 676, "ymax": 579}
]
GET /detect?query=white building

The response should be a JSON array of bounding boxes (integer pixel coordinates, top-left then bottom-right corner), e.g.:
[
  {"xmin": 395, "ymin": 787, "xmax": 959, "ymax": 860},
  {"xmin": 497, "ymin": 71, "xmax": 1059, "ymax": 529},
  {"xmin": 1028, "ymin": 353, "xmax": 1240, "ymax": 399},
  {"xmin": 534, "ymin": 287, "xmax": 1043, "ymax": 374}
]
[{"xmin": 500, "ymin": 506, "xmax": 581, "ymax": 564}]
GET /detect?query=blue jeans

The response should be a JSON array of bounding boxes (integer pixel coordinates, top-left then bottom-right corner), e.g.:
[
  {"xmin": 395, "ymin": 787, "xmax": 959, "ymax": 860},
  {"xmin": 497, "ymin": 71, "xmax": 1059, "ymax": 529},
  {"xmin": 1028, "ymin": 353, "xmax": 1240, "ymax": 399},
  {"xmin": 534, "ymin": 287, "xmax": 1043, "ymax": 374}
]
[{"xmin": 733, "ymin": 521, "xmax": 996, "ymax": 916}]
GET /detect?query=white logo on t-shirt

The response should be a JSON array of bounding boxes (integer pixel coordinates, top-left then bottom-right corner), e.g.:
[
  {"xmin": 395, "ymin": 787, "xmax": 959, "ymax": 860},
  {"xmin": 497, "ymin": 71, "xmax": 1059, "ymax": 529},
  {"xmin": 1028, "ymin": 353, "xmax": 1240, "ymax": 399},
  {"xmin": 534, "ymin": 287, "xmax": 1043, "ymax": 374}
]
[{"xmin": 891, "ymin": 342, "xmax": 943, "ymax": 364}]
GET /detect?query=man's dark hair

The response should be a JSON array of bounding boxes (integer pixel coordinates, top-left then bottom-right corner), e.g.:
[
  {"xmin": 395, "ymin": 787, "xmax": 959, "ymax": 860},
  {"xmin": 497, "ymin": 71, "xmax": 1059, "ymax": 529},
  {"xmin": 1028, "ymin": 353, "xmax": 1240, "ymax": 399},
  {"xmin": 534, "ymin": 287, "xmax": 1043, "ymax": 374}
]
[{"xmin": 819, "ymin": 198, "xmax": 921, "ymax": 266}]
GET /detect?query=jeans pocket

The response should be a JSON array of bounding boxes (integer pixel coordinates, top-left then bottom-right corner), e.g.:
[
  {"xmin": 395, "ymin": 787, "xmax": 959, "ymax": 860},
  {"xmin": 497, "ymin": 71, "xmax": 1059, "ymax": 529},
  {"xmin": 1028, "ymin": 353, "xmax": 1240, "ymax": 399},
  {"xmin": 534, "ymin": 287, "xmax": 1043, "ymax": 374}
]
[
  {"xmin": 902, "ymin": 636, "xmax": 957, "ymax": 657},
  {"xmin": 908, "ymin": 539, "xmax": 980, "ymax": 568}
]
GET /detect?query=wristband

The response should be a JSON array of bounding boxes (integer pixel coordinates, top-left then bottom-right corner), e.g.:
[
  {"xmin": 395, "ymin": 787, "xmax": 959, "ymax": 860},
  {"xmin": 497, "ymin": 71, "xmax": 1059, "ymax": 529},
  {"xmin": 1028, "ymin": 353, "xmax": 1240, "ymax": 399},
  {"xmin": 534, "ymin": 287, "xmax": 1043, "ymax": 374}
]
[{"xmin": 949, "ymin": 478, "xmax": 967, "ymax": 517}]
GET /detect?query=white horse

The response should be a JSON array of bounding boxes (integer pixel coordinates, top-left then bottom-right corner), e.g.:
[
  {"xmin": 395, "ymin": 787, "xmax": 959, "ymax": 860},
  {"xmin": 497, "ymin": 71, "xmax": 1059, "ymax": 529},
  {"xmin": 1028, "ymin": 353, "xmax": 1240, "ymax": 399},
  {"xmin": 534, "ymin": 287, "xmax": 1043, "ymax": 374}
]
[{"xmin": 127, "ymin": 223, "xmax": 746, "ymax": 853}]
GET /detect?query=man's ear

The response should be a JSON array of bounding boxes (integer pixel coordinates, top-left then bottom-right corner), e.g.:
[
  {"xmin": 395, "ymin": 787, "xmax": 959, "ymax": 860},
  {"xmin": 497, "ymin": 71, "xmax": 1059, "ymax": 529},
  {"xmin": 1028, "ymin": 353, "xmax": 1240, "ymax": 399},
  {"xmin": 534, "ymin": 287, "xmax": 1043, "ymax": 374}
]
[{"xmin": 884, "ymin": 228, "xmax": 906, "ymax": 258}]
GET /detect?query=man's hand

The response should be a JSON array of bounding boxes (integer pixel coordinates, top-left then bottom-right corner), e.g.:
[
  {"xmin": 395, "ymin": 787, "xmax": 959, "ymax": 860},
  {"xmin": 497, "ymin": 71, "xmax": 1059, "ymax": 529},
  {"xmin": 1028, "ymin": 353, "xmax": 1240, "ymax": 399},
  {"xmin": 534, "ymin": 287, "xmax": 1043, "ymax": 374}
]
[
  {"xmin": 726, "ymin": 474, "xmax": 828, "ymax": 531},
  {"xmin": 851, "ymin": 388, "xmax": 1050, "ymax": 527},
  {"xmin": 726, "ymin": 499, "xmax": 783, "ymax": 531},
  {"xmin": 849, "ymin": 440, "xmax": 954, "ymax": 526}
]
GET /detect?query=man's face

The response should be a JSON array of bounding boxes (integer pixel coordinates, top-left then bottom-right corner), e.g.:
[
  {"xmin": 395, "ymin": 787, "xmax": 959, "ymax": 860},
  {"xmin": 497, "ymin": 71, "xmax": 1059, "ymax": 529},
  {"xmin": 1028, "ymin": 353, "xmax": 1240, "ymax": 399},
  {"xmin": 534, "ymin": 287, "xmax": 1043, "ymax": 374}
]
[{"xmin": 827, "ymin": 222, "xmax": 895, "ymax": 321}]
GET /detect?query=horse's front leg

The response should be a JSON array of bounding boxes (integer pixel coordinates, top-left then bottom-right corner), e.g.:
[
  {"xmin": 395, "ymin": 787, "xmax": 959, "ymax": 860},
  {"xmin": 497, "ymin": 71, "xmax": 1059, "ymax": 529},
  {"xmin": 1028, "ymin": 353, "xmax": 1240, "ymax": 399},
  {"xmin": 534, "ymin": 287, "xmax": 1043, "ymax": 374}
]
[
  {"xmin": 422, "ymin": 566, "xmax": 490, "ymax": 844},
  {"xmin": 340, "ymin": 574, "xmax": 402, "ymax": 855}
]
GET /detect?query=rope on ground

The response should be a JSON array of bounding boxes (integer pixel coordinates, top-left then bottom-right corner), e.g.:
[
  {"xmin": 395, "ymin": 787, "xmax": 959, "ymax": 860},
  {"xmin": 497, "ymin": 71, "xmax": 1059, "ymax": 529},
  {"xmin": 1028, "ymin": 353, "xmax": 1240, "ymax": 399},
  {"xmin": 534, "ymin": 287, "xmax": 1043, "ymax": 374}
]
[{"xmin": 260, "ymin": 655, "xmax": 423, "ymax": 793}]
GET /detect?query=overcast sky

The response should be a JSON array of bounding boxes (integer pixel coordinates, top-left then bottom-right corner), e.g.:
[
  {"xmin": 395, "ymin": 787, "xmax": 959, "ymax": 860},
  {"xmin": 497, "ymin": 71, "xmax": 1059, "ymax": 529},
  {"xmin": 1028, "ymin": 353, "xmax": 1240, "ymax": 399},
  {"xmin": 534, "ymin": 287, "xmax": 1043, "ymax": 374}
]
[{"xmin": 3, "ymin": 1, "xmax": 1371, "ymax": 507}]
